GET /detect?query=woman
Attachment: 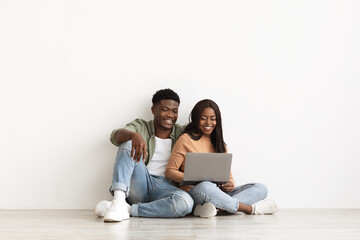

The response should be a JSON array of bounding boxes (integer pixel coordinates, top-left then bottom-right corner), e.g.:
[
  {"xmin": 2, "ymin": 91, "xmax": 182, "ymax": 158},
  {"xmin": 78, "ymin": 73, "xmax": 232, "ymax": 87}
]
[{"xmin": 165, "ymin": 99, "xmax": 278, "ymax": 218}]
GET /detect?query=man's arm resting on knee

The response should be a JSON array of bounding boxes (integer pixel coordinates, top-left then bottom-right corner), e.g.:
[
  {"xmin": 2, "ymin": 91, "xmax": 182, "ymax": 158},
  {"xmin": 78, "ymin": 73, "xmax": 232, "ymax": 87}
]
[
  {"xmin": 112, "ymin": 129, "xmax": 148, "ymax": 162},
  {"xmin": 113, "ymin": 129, "xmax": 137, "ymax": 145}
]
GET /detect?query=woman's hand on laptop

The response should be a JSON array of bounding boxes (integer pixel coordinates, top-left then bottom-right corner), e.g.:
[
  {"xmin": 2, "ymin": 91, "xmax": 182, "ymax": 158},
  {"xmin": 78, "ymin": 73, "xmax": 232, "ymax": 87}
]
[{"xmin": 219, "ymin": 181, "xmax": 234, "ymax": 192}]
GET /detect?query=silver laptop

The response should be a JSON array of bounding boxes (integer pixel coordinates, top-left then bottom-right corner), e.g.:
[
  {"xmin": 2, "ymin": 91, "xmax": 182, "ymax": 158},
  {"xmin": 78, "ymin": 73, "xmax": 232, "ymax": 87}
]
[{"xmin": 182, "ymin": 153, "xmax": 232, "ymax": 185}]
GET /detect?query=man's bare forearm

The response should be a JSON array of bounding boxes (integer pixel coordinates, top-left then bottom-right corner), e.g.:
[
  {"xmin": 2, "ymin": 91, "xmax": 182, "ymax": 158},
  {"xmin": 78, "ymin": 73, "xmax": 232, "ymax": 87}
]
[{"xmin": 113, "ymin": 129, "xmax": 137, "ymax": 145}]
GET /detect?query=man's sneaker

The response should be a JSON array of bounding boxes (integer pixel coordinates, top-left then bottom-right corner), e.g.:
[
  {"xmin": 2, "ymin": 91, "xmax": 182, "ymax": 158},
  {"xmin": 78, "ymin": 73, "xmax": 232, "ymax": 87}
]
[
  {"xmin": 252, "ymin": 199, "xmax": 278, "ymax": 215},
  {"xmin": 104, "ymin": 200, "xmax": 130, "ymax": 222},
  {"xmin": 94, "ymin": 200, "xmax": 111, "ymax": 217},
  {"xmin": 193, "ymin": 202, "xmax": 217, "ymax": 218}
]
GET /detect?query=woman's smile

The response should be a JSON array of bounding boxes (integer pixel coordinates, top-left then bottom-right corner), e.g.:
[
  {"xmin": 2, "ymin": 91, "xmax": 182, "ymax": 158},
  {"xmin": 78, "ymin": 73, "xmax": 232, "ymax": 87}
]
[{"xmin": 199, "ymin": 107, "xmax": 217, "ymax": 137}]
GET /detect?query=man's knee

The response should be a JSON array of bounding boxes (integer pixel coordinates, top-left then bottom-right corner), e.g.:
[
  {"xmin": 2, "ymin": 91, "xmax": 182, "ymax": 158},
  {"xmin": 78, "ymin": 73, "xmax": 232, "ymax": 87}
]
[
  {"xmin": 172, "ymin": 191, "xmax": 194, "ymax": 217},
  {"xmin": 114, "ymin": 140, "xmax": 133, "ymax": 161},
  {"xmin": 118, "ymin": 140, "xmax": 133, "ymax": 151}
]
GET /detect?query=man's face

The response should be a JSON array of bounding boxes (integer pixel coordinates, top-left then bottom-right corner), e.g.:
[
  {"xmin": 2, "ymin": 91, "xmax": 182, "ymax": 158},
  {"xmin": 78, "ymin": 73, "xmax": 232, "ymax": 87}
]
[{"xmin": 152, "ymin": 99, "xmax": 179, "ymax": 131}]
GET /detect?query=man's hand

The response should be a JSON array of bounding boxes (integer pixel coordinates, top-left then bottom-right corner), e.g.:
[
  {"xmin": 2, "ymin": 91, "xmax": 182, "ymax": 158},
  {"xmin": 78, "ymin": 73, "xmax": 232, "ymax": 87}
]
[
  {"xmin": 130, "ymin": 132, "xmax": 148, "ymax": 162},
  {"xmin": 219, "ymin": 181, "xmax": 234, "ymax": 192},
  {"xmin": 180, "ymin": 185, "xmax": 195, "ymax": 192}
]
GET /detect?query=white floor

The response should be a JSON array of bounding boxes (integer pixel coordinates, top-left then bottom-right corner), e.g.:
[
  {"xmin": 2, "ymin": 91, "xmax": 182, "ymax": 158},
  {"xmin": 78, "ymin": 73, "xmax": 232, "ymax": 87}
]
[{"xmin": 0, "ymin": 209, "xmax": 359, "ymax": 240}]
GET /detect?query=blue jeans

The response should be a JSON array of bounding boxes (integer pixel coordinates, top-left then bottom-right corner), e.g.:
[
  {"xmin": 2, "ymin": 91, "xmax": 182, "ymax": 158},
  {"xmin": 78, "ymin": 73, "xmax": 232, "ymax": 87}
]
[
  {"xmin": 188, "ymin": 181, "xmax": 268, "ymax": 213},
  {"xmin": 110, "ymin": 141, "xmax": 194, "ymax": 218}
]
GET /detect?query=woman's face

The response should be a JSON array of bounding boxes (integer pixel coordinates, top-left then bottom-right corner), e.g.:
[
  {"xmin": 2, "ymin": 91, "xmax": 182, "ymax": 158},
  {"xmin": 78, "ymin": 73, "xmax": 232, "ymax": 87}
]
[{"xmin": 199, "ymin": 107, "xmax": 217, "ymax": 137}]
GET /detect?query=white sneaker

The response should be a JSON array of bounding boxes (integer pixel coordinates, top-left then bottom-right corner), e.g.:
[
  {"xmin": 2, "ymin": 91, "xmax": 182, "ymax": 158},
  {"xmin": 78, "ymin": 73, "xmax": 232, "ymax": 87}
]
[
  {"xmin": 94, "ymin": 200, "xmax": 111, "ymax": 218},
  {"xmin": 252, "ymin": 199, "xmax": 278, "ymax": 215},
  {"xmin": 104, "ymin": 200, "xmax": 130, "ymax": 222},
  {"xmin": 193, "ymin": 202, "xmax": 217, "ymax": 218}
]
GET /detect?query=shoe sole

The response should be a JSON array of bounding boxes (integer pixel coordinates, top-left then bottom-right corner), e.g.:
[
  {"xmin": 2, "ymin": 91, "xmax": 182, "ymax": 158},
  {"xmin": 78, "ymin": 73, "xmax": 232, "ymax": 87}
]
[{"xmin": 104, "ymin": 212, "xmax": 130, "ymax": 222}]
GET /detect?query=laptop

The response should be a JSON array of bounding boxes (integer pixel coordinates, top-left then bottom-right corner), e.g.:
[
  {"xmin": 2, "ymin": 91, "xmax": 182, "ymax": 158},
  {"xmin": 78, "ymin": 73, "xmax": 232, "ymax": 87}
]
[{"xmin": 182, "ymin": 152, "xmax": 232, "ymax": 185}]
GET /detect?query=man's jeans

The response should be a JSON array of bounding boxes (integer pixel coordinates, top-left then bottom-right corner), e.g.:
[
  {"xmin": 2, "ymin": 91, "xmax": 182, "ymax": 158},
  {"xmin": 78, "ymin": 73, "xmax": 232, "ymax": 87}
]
[
  {"xmin": 188, "ymin": 181, "xmax": 268, "ymax": 213},
  {"xmin": 110, "ymin": 141, "xmax": 194, "ymax": 218}
]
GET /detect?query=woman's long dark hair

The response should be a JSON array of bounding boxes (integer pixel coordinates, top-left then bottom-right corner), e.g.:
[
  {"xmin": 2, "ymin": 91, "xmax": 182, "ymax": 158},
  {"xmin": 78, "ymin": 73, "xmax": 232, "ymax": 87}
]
[{"xmin": 184, "ymin": 99, "xmax": 226, "ymax": 153}]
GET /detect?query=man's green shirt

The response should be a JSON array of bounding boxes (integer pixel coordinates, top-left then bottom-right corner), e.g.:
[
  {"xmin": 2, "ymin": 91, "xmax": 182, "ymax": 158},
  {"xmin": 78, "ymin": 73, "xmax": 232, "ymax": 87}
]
[{"xmin": 110, "ymin": 119, "xmax": 184, "ymax": 165}]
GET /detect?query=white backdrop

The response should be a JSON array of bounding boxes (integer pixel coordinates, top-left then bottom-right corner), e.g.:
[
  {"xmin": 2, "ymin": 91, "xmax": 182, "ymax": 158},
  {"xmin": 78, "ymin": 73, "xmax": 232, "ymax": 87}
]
[{"xmin": 1, "ymin": 0, "xmax": 359, "ymax": 209}]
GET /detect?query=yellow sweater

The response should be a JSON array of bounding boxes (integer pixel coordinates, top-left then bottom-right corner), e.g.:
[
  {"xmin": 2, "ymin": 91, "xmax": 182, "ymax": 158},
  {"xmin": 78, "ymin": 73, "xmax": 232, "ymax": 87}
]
[{"xmin": 165, "ymin": 133, "xmax": 235, "ymax": 186}]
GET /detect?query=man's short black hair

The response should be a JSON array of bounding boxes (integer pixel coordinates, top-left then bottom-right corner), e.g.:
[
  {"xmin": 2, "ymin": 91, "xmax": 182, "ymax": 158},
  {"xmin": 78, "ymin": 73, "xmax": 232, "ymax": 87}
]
[{"xmin": 152, "ymin": 88, "xmax": 180, "ymax": 105}]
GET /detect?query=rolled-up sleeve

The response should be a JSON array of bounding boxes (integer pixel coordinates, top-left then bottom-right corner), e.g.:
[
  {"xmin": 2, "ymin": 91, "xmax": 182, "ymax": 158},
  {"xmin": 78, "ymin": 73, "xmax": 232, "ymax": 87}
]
[{"xmin": 109, "ymin": 120, "xmax": 140, "ymax": 146}]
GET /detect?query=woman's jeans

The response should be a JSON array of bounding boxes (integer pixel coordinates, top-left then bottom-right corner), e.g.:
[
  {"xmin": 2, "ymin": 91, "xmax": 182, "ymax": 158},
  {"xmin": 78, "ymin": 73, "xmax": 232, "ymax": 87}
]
[
  {"xmin": 110, "ymin": 141, "xmax": 194, "ymax": 218},
  {"xmin": 188, "ymin": 181, "xmax": 268, "ymax": 213}
]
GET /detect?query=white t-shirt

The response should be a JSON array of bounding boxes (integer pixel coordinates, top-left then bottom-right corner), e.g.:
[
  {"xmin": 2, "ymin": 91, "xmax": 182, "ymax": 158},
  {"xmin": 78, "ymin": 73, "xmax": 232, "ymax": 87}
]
[{"xmin": 146, "ymin": 137, "xmax": 172, "ymax": 177}]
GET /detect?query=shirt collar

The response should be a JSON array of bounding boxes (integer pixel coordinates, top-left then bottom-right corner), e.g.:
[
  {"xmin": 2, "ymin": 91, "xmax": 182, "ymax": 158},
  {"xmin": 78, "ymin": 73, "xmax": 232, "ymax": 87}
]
[{"xmin": 149, "ymin": 120, "xmax": 176, "ymax": 140}]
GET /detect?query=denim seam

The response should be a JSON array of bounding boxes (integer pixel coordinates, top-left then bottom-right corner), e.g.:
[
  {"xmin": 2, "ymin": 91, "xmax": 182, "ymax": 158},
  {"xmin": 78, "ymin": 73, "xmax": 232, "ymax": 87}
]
[
  {"xmin": 191, "ymin": 191, "xmax": 238, "ymax": 214},
  {"xmin": 110, "ymin": 182, "xmax": 130, "ymax": 197},
  {"xmin": 131, "ymin": 204, "xmax": 139, "ymax": 217},
  {"xmin": 172, "ymin": 193, "xmax": 191, "ymax": 216}
]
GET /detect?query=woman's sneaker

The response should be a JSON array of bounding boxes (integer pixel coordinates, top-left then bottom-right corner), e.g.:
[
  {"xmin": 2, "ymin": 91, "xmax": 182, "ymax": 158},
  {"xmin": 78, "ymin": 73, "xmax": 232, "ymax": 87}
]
[
  {"xmin": 94, "ymin": 200, "xmax": 111, "ymax": 217},
  {"xmin": 193, "ymin": 202, "xmax": 217, "ymax": 218},
  {"xmin": 252, "ymin": 199, "xmax": 278, "ymax": 215}
]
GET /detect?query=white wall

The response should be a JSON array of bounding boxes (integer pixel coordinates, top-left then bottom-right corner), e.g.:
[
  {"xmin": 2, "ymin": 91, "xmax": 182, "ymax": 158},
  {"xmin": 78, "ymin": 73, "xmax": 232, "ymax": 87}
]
[{"xmin": 1, "ymin": 0, "xmax": 359, "ymax": 209}]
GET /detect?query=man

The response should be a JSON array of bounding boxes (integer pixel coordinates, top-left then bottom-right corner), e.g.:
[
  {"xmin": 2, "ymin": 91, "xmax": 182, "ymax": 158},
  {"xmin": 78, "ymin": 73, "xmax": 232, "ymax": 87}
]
[{"xmin": 95, "ymin": 88, "xmax": 194, "ymax": 222}]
